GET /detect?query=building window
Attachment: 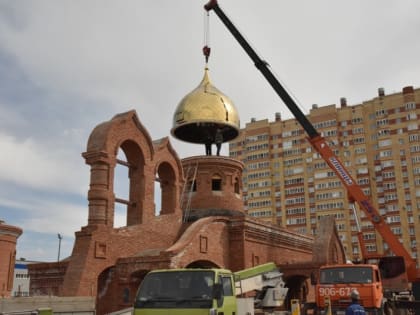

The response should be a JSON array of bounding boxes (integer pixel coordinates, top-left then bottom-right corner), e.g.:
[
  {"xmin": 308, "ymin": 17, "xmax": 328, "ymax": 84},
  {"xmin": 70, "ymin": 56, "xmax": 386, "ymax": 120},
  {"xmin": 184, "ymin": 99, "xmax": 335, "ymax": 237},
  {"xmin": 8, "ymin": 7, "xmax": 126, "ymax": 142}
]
[
  {"xmin": 378, "ymin": 139, "xmax": 391, "ymax": 147},
  {"xmin": 234, "ymin": 178, "xmax": 240, "ymax": 194},
  {"xmin": 391, "ymin": 227, "xmax": 402, "ymax": 235},
  {"xmin": 406, "ymin": 102, "xmax": 416, "ymax": 110},
  {"xmin": 212, "ymin": 177, "xmax": 222, "ymax": 191},
  {"xmin": 408, "ymin": 123, "xmax": 418, "ymax": 131},
  {"xmin": 353, "ymin": 127, "xmax": 364, "ymax": 134},
  {"xmin": 377, "ymin": 129, "xmax": 390, "ymax": 137},
  {"xmin": 407, "ymin": 112, "xmax": 417, "ymax": 120},
  {"xmin": 409, "ymin": 134, "xmax": 420, "ymax": 142},
  {"xmin": 355, "ymin": 147, "xmax": 366, "ymax": 154},
  {"xmin": 366, "ymin": 244, "xmax": 377, "ymax": 252},
  {"xmin": 352, "ymin": 117, "xmax": 363, "ymax": 124},
  {"xmin": 376, "ymin": 119, "xmax": 389, "ymax": 127},
  {"xmin": 379, "ymin": 150, "xmax": 392, "ymax": 158}
]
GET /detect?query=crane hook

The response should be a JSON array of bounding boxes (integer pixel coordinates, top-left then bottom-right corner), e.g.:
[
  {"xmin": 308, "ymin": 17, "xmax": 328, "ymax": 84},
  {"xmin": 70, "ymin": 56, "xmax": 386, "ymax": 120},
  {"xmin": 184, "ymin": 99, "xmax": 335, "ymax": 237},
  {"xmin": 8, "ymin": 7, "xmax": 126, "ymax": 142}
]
[{"xmin": 203, "ymin": 45, "xmax": 211, "ymax": 63}]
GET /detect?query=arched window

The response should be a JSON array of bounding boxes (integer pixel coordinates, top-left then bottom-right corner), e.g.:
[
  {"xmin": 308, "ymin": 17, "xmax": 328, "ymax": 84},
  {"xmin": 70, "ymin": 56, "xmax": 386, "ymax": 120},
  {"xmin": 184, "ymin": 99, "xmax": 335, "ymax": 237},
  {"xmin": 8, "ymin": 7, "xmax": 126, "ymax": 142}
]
[
  {"xmin": 156, "ymin": 162, "xmax": 177, "ymax": 215},
  {"xmin": 114, "ymin": 140, "xmax": 145, "ymax": 226},
  {"xmin": 114, "ymin": 148, "xmax": 130, "ymax": 227},
  {"xmin": 212, "ymin": 175, "xmax": 222, "ymax": 191},
  {"xmin": 234, "ymin": 177, "xmax": 240, "ymax": 194}
]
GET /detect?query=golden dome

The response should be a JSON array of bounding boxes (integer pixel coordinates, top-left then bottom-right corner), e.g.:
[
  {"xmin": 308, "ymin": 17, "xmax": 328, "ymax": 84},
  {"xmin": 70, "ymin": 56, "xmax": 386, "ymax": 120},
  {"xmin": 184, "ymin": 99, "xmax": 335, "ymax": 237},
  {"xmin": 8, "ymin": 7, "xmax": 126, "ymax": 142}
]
[{"xmin": 171, "ymin": 67, "xmax": 240, "ymax": 144}]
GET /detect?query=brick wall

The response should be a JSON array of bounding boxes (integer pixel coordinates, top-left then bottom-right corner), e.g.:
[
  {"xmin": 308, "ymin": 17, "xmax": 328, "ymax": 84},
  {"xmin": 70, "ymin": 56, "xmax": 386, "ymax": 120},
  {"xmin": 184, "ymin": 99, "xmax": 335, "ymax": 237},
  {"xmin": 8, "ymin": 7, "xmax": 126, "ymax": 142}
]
[{"xmin": 0, "ymin": 221, "xmax": 22, "ymax": 297}]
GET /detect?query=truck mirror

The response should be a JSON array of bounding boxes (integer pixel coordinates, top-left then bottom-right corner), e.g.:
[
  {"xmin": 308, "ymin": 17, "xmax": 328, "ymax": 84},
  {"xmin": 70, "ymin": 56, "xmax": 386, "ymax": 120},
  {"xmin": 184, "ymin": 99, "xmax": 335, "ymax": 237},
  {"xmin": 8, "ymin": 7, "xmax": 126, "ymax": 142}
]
[
  {"xmin": 212, "ymin": 283, "xmax": 223, "ymax": 300},
  {"xmin": 213, "ymin": 283, "xmax": 225, "ymax": 307},
  {"xmin": 310, "ymin": 271, "xmax": 317, "ymax": 285}
]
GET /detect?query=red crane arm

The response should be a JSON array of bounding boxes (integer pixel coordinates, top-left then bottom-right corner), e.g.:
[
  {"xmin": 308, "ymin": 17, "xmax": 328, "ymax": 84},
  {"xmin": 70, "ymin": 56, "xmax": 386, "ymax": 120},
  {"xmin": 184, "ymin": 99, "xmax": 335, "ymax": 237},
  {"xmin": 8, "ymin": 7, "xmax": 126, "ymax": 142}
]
[{"xmin": 204, "ymin": 0, "xmax": 419, "ymax": 281}]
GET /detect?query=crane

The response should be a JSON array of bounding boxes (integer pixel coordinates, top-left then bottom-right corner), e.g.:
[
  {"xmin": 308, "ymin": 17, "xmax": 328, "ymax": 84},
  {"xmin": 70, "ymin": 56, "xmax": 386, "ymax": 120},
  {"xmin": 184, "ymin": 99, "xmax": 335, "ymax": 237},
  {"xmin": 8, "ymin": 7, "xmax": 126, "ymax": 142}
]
[{"xmin": 204, "ymin": 0, "xmax": 419, "ymax": 283}]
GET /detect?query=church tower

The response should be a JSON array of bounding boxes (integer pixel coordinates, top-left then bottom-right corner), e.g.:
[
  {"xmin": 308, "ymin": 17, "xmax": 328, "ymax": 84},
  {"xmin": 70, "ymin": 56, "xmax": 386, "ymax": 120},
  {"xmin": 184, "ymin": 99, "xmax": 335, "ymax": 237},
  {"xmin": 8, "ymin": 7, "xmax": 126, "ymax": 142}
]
[{"xmin": 0, "ymin": 220, "xmax": 22, "ymax": 297}]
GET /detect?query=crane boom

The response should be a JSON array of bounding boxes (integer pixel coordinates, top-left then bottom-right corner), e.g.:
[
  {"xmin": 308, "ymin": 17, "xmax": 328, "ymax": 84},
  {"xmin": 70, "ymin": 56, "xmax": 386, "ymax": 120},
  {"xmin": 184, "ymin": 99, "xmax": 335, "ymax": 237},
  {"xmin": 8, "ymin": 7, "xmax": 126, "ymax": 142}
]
[{"xmin": 204, "ymin": 0, "xmax": 418, "ymax": 281}]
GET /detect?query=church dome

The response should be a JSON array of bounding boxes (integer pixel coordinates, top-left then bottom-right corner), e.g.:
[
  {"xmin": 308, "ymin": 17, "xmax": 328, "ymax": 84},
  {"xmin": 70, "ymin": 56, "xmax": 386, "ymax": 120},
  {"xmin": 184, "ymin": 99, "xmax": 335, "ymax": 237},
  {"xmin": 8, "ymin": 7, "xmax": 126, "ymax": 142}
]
[{"xmin": 171, "ymin": 67, "xmax": 240, "ymax": 144}]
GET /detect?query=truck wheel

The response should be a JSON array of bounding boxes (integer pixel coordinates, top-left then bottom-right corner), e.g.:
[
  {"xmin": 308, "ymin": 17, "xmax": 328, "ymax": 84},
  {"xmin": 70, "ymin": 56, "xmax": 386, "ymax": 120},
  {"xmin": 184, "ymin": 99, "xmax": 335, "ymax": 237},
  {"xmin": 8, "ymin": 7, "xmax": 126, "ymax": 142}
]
[
  {"xmin": 384, "ymin": 302, "xmax": 394, "ymax": 315},
  {"xmin": 302, "ymin": 302, "xmax": 317, "ymax": 315},
  {"xmin": 374, "ymin": 305, "xmax": 384, "ymax": 315}
]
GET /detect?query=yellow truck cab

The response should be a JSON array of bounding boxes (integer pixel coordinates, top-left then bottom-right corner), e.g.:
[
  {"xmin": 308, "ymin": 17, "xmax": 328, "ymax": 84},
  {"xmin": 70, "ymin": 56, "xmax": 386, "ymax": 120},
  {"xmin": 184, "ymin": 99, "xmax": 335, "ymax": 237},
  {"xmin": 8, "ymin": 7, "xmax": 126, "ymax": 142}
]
[
  {"xmin": 133, "ymin": 263, "xmax": 288, "ymax": 315},
  {"xmin": 133, "ymin": 268, "xmax": 236, "ymax": 315}
]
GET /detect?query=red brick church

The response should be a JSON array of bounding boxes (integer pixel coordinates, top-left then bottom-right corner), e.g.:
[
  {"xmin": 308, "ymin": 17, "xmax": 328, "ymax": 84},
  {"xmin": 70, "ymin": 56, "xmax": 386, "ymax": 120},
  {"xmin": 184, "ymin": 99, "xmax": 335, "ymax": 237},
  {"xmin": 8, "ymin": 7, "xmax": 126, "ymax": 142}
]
[{"xmin": 28, "ymin": 110, "xmax": 345, "ymax": 314}]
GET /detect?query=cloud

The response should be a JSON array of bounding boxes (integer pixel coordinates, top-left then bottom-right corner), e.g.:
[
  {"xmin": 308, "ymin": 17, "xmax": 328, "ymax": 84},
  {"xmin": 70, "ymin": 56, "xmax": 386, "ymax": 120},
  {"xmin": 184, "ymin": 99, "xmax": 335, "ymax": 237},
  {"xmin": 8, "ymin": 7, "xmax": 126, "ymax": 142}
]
[
  {"xmin": 16, "ymin": 231, "xmax": 74, "ymax": 262},
  {"xmin": 1, "ymin": 190, "xmax": 86, "ymax": 262},
  {"xmin": 0, "ymin": 132, "xmax": 89, "ymax": 195},
  {"xmin": 0, "ymin": 191, "xmax": 87, "ymax": 235}
]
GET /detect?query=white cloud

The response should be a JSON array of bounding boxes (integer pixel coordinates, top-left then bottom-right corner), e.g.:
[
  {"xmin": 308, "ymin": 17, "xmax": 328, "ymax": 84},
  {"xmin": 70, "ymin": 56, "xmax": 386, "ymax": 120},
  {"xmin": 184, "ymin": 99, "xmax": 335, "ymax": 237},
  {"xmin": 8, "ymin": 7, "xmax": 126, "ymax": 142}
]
[
  {"xmin": 0, "ymin": 194, "xmax": 87, "ymax": 237},
  {"xmin": 0, "ymin": 101, "xmax": 27, "ymax": 128},
  {"xmin": 16, "ymin": 232, "xmax": 75, "ymax": 262},
  {"xmin": 0, "ymin": 2, "xmax": 203, "ymax": 114},
  {"xmin": 0, "ymin": 133, "xmax": 89, "ymax": 195}
]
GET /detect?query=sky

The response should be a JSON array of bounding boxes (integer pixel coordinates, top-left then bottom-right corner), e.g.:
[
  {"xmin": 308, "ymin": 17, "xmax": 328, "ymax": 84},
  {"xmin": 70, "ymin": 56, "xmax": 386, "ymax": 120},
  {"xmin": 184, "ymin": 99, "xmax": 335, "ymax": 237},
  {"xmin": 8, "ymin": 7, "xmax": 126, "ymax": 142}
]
[{"xmin": 1, "ymin": 1, "xmax": 420, "ymax": 262}]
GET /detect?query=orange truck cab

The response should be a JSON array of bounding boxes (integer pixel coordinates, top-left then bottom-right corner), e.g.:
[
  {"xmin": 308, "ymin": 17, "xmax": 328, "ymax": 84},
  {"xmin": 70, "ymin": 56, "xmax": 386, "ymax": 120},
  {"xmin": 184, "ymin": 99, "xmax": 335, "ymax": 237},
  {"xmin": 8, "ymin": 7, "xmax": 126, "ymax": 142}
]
[{"xmin": 315, "ymin": 264, "xmax": 384, "ymax": 315}]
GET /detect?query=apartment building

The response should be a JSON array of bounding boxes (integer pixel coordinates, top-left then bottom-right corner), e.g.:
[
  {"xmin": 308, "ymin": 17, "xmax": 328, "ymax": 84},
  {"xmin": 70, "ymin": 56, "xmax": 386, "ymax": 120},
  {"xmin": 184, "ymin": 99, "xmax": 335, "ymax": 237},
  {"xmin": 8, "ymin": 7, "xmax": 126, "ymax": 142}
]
[
  {"xmin": 229, "ymin": 86, "xmax": 420, "ymax": 261},
  {"xmin": 11, "ymin": 259, "xmax": 41, "ymax": 297}
]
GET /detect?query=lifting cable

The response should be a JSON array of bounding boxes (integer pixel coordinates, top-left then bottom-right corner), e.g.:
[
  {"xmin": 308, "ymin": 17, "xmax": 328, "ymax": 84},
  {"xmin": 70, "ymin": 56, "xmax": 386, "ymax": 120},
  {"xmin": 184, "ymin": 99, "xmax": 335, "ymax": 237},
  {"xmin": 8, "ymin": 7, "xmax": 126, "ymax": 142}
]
[{"xmin": 203, "ymin": 10, "xmax": 211, "ymax": 64}]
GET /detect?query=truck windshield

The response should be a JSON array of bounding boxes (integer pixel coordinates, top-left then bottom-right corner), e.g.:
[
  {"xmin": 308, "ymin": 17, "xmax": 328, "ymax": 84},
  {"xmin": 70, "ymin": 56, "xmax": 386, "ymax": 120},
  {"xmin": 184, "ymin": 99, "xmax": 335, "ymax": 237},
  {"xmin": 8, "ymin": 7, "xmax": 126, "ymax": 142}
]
[
  {"xmin": 134, "ymin": 270, "xmax": 214, "ymax": 309},
  {"xmin": 320, "ymin": 267, "xmax": 373, "ymax": 284}
]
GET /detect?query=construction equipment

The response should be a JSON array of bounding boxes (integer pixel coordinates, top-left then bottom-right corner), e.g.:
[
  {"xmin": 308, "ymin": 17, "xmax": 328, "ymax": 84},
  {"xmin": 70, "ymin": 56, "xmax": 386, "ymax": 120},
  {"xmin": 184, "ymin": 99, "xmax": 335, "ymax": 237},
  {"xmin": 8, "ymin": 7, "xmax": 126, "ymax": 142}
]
[
  {"xmin": 349, "ymin": 201, "xmax": 370, "ymax": 262},
  {"xmin": 313, "ymin": 264, "xmax": 385, "ymax": 315},
  {"xmin": 133, "ymin": 262, "xmax": 288, "ymax": 315},
  {"xmin": 308, "ymin": 203, "xmax": 414, "ymax": 315},
  {"xmin": 310, "ymin": 260, "xmax": 420, "ymax": 315},
  {"xmin": 203, "ymin": 0, "xmax": 420, "ymax": 313},
  {"xmin": 180, "ymin": 162, "xmax": 198, "ymax": 222}
]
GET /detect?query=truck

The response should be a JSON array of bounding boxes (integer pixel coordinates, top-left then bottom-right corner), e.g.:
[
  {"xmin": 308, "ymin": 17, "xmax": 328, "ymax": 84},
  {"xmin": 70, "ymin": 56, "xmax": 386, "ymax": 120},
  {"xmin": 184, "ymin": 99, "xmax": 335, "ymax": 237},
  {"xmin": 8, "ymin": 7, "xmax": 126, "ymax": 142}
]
[
  {"xmin": 312, "ymin": 264, "xmax": 384, "ymax": 315},
  {"xmin": 307, "ymin": 205, "xmax": 414, "ymax": 315},
  {"xmin": 133, "ymin": 262, "xmax": 288, "ymax": 315},
  {"xmin": 203, "ymin": 1, "xmax": 420, "ymax": 315},
  {"xmin": 310, "ymin": 258, "xmax": 419, "ymax": 315},
  {"xmin": 308, "ymin": 204, "xmax": 416, "ymax": 315}
]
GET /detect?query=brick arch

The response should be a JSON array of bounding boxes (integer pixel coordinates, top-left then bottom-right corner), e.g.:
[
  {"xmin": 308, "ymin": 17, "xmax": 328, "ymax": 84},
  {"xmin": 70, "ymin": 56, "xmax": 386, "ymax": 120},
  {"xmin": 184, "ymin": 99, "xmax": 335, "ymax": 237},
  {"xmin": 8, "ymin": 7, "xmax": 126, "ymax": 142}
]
[
  {"xmin": 86, "ymin": 110, "xmax": 154, "ymax": 157},
  {"xmin": 185, "ymin": 260, "xmax": 220, "ymax": 268},
  {"xmin": 83, "ymin": 111, "xmax": 156, "ymax": 227},
  {"xmin": 166, "ymin": 216, "xmax": 231, "ymax": 269},
  {"xmin": 233, "ymin": 176, "xmax": 240, "ymax": 194},
  {"xmin": 116, "ymin": 139, "xmax": 146, "ymax": 225},
  {"xmin": 153, "ymin": 137, "xmax": 184, "ymax": 216},
  {"xmin": 283, "ymin": 274, "xmax": 310, "ymax": 308},
  {"xmin": 156, "ymin": 161, "xmax": 177, "ymax": 215},
  {"xmin": 97, "ymin": 265, "xmax": 148, "ymax": 314},
  {"xmin": 96, "ymin": 266, "xmax": 115, "ymax": 315}
]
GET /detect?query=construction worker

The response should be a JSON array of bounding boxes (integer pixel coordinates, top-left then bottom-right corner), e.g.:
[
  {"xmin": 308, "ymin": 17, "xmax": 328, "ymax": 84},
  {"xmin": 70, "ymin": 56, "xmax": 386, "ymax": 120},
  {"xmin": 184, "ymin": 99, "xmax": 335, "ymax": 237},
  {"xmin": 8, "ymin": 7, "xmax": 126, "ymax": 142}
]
[
  {"xmin": 215, "ymin": 128, "xmax": 223, "ymax": 156},
  {"xmin": 204, "ymin": 131, "xmax": 213, "ymax": 156},
  {"xmin": 345, "ymin": 289, "xmax": 366, "ymax": 315}
]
